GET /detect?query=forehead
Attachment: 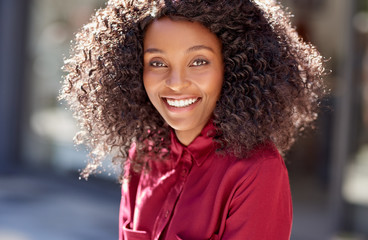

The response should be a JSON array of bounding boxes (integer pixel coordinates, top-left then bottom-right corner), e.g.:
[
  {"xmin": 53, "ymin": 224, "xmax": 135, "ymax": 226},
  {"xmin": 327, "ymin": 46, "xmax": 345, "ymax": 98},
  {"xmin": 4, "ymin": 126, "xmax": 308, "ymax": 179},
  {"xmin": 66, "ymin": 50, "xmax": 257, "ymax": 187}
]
[{"xmin": 143, "ymin": 17, "xmax": 222, "ymax": 52}]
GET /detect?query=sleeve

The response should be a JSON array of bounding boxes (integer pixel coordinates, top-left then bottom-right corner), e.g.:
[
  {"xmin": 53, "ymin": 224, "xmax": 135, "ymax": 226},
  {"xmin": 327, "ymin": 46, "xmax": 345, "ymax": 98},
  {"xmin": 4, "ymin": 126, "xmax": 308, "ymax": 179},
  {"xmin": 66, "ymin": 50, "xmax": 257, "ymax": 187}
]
[
  {"xmin": 119, "ymin": 170, "xmax": 142, "ymax": 240},
  {"xmin": 221, "ymin": 154, "xmax": 293, "ymax": 240},
  {"xmin": 119, "ymin": 143, "xmax": 141, "ymax": 240},
  {"xmin": 119, "ymin": 180, "xmax": 130, "ymax": 240}
]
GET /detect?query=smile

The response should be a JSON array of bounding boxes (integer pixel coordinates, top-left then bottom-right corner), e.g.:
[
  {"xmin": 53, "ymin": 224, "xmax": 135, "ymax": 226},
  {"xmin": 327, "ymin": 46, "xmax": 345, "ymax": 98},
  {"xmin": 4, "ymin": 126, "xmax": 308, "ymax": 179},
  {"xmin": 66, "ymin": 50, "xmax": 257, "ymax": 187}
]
[{"xmin": 165, "ymin": 98, "xmax": 199, "ymax": 108}]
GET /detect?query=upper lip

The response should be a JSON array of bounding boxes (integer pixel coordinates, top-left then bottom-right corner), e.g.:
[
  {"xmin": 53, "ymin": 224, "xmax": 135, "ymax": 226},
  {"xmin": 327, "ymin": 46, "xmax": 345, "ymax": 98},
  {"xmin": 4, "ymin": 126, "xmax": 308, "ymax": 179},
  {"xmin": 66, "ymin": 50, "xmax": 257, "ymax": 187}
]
[{"xmin": 161, "ymin": 95, "xmax": 200, "ymax": 100}]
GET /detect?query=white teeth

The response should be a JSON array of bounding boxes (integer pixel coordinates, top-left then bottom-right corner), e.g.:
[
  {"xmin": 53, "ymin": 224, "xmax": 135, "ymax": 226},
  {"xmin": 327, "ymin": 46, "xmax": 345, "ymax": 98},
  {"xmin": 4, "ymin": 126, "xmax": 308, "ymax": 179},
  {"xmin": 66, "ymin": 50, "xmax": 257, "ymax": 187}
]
[{"xmin": 166, "ymin": 98, "xmax": 198, "ymax": 108}]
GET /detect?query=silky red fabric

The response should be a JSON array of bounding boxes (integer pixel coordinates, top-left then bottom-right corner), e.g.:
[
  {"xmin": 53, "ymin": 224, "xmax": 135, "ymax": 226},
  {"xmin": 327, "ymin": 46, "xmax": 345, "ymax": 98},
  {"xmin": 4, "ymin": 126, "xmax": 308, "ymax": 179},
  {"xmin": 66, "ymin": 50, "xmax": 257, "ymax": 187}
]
[{"xmin": 119, "ymin": 121, "xmax": 293, "ymax": 240}]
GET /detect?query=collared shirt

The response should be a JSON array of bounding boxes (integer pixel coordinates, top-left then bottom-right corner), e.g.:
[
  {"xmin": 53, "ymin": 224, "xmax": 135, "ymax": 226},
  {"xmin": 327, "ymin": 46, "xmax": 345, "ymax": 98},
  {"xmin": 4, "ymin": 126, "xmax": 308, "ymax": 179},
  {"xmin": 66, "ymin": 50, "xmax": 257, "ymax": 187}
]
[{"xmin": 119, "ymin": 122, "xmax": 293, "ymax": 240}]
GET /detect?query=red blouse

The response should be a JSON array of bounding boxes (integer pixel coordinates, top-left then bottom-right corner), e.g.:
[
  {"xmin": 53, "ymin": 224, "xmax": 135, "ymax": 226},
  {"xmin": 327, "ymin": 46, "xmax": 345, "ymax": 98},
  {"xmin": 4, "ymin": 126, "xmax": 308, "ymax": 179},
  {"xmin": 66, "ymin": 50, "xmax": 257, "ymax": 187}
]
[{"xmin": 119, "ymin": 122, "xmax": 293, "ymax": 240}]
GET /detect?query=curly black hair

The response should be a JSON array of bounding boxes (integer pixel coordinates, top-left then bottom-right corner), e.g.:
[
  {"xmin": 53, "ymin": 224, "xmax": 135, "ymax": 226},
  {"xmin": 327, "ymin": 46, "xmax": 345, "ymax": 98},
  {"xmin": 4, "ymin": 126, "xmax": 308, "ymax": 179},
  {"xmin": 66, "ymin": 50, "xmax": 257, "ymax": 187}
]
[{"xmin": 59, "ymin": 0, "xmax": 326, "ymax": 180}]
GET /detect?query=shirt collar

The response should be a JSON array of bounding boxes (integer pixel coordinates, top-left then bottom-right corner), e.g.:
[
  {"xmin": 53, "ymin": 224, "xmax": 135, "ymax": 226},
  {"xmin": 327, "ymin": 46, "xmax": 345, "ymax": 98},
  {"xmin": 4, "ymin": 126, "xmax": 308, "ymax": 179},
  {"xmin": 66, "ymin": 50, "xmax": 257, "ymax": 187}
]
[{"xmin": 170, "ymin": 120, "xmax": 217, "ymax": 167}]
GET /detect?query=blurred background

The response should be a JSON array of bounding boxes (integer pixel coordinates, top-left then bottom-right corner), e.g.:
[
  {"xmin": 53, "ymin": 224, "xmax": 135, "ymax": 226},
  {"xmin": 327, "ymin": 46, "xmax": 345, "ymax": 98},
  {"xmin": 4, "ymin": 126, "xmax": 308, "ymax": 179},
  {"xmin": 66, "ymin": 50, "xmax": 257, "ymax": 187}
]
[{"xmin": 0, "ymin": 0, "xmax": 367, "ymax": 239}]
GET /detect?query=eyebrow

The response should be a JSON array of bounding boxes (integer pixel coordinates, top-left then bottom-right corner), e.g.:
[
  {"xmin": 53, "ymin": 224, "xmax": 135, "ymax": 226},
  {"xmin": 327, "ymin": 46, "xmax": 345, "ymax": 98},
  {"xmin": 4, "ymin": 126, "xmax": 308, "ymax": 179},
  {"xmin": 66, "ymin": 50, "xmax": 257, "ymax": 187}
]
[
  {"xmin": 144, "ymin": 45, "xmax": 215, "ymax": 54},
  {"xmin": 144, "ymin": 48, "xmax": 164, "ymax": 54},
  {"xmin": 186, "ymin": 45, "xmax": 215, "ymax": 54}
]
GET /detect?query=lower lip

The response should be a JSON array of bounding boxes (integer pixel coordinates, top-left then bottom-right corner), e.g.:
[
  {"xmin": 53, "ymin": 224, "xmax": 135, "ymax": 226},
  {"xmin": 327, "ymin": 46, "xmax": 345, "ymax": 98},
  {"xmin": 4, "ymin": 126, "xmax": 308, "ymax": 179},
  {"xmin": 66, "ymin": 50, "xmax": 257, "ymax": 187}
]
[{"xmin": 162, "ymin": 98, "xmax": 201, "ymax": 113}]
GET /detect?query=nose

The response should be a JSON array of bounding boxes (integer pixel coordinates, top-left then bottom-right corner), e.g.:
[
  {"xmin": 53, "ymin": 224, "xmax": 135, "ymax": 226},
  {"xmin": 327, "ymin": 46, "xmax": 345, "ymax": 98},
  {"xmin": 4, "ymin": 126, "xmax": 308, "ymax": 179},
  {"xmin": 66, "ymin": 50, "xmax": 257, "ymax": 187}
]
[{"xmin": 165, "ymin": 68, "xmax": 190, "ymax": 91}]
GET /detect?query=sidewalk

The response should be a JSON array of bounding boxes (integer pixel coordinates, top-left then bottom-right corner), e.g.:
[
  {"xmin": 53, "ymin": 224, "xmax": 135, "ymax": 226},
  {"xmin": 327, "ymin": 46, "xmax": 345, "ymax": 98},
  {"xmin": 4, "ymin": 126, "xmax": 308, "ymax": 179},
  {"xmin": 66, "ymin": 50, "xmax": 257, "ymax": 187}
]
[{"xmin": 0, "ymin": 170, "xmax": 120, "ymax": 240}]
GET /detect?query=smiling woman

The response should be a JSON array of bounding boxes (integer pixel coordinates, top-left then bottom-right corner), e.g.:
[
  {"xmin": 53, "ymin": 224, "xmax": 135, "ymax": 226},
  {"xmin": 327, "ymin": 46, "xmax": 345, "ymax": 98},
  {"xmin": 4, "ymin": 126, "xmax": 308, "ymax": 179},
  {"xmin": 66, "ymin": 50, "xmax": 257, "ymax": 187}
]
[
  {"xmin": 143, "ymin": 17, "xmax": 224, "ymax": 146},
  {"xmin": 59, "ymin": 0, "xmax": 326, "ymax": 239}
]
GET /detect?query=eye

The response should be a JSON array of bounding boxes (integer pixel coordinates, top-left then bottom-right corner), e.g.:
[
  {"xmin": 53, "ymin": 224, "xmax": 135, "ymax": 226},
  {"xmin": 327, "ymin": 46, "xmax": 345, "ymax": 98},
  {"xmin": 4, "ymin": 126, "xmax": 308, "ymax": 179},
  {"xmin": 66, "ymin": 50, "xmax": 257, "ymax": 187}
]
[
  {"xmin": 150, "ymin": 61, "xmax": 167, "ymax": 67},
  {"xmin": 191, "ymin": 59, "xmax": 209, "ymax": 67}
]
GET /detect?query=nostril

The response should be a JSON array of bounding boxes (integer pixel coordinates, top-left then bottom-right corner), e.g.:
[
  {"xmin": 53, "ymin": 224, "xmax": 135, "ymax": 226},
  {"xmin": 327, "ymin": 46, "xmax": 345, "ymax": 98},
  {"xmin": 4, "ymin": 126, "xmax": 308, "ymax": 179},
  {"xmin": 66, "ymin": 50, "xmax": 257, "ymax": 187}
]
[{"xmin": 165, "ymin": 77, "xmax": 190, "ymax": 91}]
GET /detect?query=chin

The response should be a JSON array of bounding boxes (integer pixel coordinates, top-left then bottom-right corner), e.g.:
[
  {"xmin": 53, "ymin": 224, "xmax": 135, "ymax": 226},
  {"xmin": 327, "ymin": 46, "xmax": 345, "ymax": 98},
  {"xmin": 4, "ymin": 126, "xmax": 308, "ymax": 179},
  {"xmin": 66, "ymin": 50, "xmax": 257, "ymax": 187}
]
[{"xmin": 165, "ymin": 119, "xmax": 197, "ymax": 131}]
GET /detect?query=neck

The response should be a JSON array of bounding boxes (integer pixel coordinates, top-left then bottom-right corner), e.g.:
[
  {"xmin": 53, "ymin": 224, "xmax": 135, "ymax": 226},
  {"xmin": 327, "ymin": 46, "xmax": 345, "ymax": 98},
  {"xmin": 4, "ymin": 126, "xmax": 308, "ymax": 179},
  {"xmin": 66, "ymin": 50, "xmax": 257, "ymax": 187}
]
[{"xmin": 174, "ymin": 128, "xmax": 202, "ymax": 146}]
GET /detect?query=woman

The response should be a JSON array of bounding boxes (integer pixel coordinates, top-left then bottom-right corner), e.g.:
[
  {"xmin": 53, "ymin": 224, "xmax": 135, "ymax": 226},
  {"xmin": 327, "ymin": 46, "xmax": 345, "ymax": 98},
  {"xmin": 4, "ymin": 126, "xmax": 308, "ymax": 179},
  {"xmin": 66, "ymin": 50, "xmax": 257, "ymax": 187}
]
[{"xmin": 60, "ymin": 0, "xmax": 325, "ymax": 239}]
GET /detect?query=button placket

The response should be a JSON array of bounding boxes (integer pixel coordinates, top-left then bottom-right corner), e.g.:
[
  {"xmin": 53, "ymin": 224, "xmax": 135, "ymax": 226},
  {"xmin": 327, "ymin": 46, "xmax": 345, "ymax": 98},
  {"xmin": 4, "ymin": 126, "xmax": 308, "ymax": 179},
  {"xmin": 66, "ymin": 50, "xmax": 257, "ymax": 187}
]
[
  {"xmin": 152, "ymin": 150, "xmax": 193, "ymax": 240},
  {"xmin": 180, "ymin": 150, "xmax": 193, "ymax": 179},
  {"xmin": 164, "ymin": 210, "xmax": 170, "ymax": 218}
]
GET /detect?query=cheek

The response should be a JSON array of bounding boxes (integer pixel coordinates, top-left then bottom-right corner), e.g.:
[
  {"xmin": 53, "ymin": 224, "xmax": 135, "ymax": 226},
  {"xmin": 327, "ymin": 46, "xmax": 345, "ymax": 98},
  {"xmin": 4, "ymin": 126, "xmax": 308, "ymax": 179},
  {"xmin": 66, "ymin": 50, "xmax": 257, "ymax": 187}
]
[
  {"xmin": 205, "ymin": 70, "xmax": 224, "ymax": 101},
  {"xmin": 208, "ymin": 60, "xmax": 224, "ymax": 94},
  {"xmin": 143, "ymin": 70, "xmax": 153, "ymax": 93},
  {"xmin": 143, "ymin": 72, "xmax": 160, "ymax": 104}
]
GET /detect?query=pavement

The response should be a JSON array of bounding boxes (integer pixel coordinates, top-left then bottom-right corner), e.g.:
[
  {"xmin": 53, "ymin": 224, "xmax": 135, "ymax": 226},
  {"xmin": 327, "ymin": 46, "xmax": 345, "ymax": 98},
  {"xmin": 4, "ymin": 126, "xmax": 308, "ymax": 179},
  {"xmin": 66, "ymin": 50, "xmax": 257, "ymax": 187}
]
[{"xmin": 0, "ymin": 170, "xmax": 120, "ymax": 240}]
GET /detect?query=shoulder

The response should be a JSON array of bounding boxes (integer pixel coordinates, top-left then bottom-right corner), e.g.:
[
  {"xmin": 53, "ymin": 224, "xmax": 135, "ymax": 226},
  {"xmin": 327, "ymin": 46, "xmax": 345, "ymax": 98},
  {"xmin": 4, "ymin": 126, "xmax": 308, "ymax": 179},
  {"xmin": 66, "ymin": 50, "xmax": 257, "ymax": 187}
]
[
  {"xmin": 228, "ymin": 141, "xmax": 290, "ymax": 200},
  {"xmin": 222, "ymin": 141, "xmax": 286, "ymax": 179},
  {"xmin": 217, "ymin": 143, "xmax": 293, "ymax": 239},
  {"xmin": 244, "ymin": 141, "xmax": 283, "ymax": 164},
  {"xmin": 215, "ymin": 141, "xmax": 290, "ymax": 201},
  {"xmin": 244, "ymin": 141, "xmax": 287, "ymax": 177}
]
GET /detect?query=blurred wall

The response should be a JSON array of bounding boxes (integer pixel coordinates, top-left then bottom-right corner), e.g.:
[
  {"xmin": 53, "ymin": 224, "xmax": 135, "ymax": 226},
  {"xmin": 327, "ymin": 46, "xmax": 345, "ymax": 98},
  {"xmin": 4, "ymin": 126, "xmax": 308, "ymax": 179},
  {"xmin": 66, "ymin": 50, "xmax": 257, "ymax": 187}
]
[
  {"xmin": 21, "ymin": 0, "xmax": 108, "ymax": 174},
  {"xmin": 0, "ymin": 0, "xmax": 30, "ymax": 172}
]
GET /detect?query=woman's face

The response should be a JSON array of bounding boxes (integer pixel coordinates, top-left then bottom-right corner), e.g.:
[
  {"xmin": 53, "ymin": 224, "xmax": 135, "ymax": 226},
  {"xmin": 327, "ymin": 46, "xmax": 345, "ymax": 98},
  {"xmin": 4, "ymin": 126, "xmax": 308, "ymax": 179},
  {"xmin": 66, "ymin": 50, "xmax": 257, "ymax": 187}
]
[{"xmin": 143, "ymin": 17, "xmax": 224, "ymax": 145}]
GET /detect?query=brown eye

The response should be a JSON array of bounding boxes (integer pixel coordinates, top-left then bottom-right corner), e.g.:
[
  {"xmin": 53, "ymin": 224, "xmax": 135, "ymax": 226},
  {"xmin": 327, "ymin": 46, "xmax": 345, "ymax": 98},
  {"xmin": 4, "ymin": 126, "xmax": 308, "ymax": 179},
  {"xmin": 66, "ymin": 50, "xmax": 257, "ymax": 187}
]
[
  {"xmin": 150, "ymin": 61, "xmax": 167, "ymax": 67},
  {"xmin": 191, "ymin": 59, "xmax": 209, "ymax": 66}
]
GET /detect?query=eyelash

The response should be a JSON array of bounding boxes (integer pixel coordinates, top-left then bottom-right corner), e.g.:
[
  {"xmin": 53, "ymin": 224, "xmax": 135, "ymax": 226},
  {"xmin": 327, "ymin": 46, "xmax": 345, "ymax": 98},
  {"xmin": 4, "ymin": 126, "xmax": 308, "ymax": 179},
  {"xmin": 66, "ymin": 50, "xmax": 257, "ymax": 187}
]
[
  {"xmin": 150, "ymin": 61, "xmax": 167, "ymax": 67},
  {"xmin": 149, "ymin": 59, "xmax": 209, "ymax": 68},
  {"xmin": 191, "ymin": 59, "xmax": 209, "ymax": 66}
]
